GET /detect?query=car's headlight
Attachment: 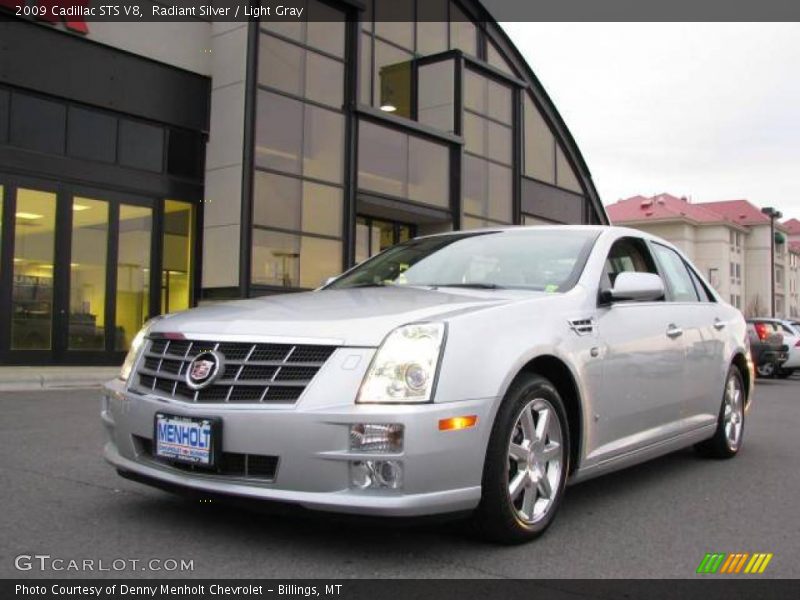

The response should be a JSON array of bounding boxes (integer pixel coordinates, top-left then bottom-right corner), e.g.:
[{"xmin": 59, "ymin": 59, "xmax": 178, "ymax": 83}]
[
  {"xmin": 357, "ymin": 323, "xmax": 446, "ymax": 403},
  {"xmin": 119, "ymin": 316, "xmax": 163, "ymax": 382}
]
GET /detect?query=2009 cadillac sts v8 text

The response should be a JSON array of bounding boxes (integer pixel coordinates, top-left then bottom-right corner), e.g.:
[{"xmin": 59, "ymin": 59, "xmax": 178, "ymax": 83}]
[{"xmin": 102, "ymin": 226, "xmax": 753, "ymax": 543}]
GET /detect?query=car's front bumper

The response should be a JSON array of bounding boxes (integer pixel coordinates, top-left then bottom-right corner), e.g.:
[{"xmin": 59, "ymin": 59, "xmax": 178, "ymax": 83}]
[{"xmin": 101, "ymin": 375, "xmax": 492, "ymax": 517}]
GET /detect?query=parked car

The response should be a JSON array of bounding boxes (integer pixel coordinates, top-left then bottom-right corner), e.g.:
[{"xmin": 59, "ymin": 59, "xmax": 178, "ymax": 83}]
[
  {"xmin": 749, "ymin": 318, "xmax": 799, "ymax": 379},
  {"xmin": 103, "ymin": 226, "xmax": 753, "ymax": 543},
  {"xmin": 746, "ymin": 319, "xmax": 790, "ymax": 378}
]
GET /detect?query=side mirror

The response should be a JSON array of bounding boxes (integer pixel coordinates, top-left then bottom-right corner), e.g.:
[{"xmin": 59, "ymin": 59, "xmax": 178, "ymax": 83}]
[{"xmin": 602, "ymin": 272, "xmax": 664, "ymax": 303}]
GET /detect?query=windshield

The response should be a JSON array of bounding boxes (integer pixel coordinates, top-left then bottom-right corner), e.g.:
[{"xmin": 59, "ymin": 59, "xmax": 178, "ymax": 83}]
[{"xmin": 328, "ymin": 229, "xmax": 599, "ymax": 292}]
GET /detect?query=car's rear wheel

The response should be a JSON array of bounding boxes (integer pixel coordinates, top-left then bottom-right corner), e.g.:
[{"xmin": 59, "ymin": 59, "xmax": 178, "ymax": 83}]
[
  {"xmin": 695, "ymin": 365, "xmax": 745, "ymax": 458},
  {"xmin": 474, "ymin": 373, "xmax": 569, "ymax": 544},
  {"xmin": 756, "ymin": 361, "xmax": 776, "ymax": 378}
]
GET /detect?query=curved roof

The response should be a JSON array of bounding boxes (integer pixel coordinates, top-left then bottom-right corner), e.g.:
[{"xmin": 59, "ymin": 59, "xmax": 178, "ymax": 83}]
[{"xmin": 464, "ymin": 1, "xmax": 608, "ymax": 224}]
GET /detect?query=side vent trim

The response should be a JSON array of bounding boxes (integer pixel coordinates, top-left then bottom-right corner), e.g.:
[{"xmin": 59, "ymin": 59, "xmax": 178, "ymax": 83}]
[{"xmin": 568, "ymin": 317, "xmax": 596, "ymax": 336}]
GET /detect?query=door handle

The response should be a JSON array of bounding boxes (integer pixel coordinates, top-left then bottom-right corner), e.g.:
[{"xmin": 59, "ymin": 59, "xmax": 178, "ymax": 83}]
[
  {"xmin": 666, "ymin": 324, "xmax": 683, "ymax": 338},
  {"xmin": 713, "ymin": 318, "xmax": 726, "ymax": 331}
]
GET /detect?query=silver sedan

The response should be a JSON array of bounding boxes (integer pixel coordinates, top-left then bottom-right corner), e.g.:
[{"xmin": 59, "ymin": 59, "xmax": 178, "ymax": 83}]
[{"xmin": 102, "ymin": 226, "xmax": 753, "ymax": 543}]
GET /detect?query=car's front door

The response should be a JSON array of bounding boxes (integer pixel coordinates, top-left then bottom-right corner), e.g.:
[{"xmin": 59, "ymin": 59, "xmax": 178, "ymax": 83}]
[{"xmin": 587, "ymin": 237, "xmax": 686, "ymax": 465}]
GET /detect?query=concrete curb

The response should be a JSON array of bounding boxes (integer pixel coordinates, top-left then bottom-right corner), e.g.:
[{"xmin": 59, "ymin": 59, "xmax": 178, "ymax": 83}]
[{"xmin": 0, "ymin": 367, "xmax": 120, "ymax": 392}]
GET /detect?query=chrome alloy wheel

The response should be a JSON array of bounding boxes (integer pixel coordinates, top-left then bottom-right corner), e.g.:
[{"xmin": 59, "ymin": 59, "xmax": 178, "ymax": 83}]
[
  {"xmin": 506, "ymin": 397, "xmax": 564, "ymax": 524},
  {"xmin": 723, "ymin": 373, "xmax": 744, "ymax": 451}
]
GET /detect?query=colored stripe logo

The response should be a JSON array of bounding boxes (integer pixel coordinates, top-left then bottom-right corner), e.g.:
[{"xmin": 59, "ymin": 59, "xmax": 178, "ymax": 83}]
[{"xmin": 696, "ymin": 553, "xmax": 773, "ymax": 574}]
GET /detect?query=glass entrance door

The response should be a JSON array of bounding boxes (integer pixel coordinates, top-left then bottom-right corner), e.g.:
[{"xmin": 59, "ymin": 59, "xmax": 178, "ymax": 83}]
[
  {"xmin": 355, "ymin": 216, "xmax": 415, "ymax": 264},
  {"xmin": 0, "ymin": 176, "xmax": 196, "ymax": 364}
]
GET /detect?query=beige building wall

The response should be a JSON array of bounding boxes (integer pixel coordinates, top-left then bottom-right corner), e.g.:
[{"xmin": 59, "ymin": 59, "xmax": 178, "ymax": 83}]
[
  {"xmin": 201, "ymin": 23, "xmax": 249, "ymax": 289},
  {"xmin": 742, "ymin": 225, "xmax": 772, "ymax": 316}
]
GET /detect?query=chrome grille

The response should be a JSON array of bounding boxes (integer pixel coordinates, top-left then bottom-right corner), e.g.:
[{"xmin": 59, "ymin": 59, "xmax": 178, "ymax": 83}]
[{"xmin": 135, "ymin": 338, "xmax": 337, "ymax": 403}]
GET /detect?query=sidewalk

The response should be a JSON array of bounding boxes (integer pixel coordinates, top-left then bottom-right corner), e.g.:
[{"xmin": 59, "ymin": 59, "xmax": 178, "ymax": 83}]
[{"xmin": 0, "ymin": 366, "xmax": 120, "ymax": 391}]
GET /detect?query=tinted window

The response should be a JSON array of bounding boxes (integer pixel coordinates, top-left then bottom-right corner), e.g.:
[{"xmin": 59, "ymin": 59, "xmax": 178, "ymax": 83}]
[
  {"xmin": 255, "ymin": 90, "xmax": 303, "ymax": 175},
  {"xmin": 358, "ymin": 120, "xmax": 449, "ymax": 208},
  {"xmin": 67, "ymin": 107, "xmax": 117, "ymax": 163},
  {"xmin": 0, "ymin": 89, "xmax": 8, "ymax": 143},
  {"xmin": 167, "ymin": 128, "xmax": 204, "ymax": 179},
  {"xmin": 687, "ymin": 266, "xmax": 714, "ymax": 302},
  {"xmin": 375, "ymin": 0, "xmax": 414, "ymax": 49},
  {"xmin": 652, "ymin": 243, "xmax": 700, "ymax": 302},
  {"xmin": 10, "ymin": 92, "xmax": 66, "ymax": 155},
  {"xmin": 118, "ymin": 119, "xmax": 164, "ymax": 172},
  {"xmin": 306, "ymin": 1, "xmax": 345, "ymax": 57}
]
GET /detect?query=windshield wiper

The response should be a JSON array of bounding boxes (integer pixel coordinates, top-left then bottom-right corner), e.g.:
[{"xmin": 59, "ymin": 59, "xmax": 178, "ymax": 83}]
[
  {"xmin": 344, "ymin": 281, "xmax": 394, "ymax": 288},
  {"xmin": 421, "ymin": 283, "xmax": 505, "ymax": 290}
]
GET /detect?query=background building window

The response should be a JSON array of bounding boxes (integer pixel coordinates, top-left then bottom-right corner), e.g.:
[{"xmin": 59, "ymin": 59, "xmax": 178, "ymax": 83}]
[
  {"xmin": 360, "ymin": 0, "xmax": 476, "ymax": 130},
  {"xmin": 254, "ymin": 11, "xmax": 346, "ymax": 290},
  {"xmin": 11, "ymin": 188, "xmax": 56, "ymax": 350},
  {"xmin": 9, "ymin": 92, "xmax": 66, "ymax": 155},
  {"xmin": 162, "ymin": 200, "xmax": 194, "ymax": 314},
  {"xmin": 357, "ymin": 120, "xmax": 450, "ymax": 208},
  {"xmin": 523, "ymin": 95, "xmax": 555, "ymax": 183},
  {"xmin": 69, "ymin": 197, "xmax": 108, "ymax": 350},
  {"xmin": 555, "ymin": 145, "xmax": 582, "ymax": 193},
  {"xmin": 463, "ymin": 69, "xmax": 513, "ymax": 224}
]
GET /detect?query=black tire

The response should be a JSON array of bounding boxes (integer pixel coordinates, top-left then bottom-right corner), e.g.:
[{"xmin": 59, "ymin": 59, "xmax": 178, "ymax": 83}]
[
  {"xmin": 695, "ymin": 365, "xmax": 745, "ymax": 459},
  {"xmin": 756, "ymin": 361, "xmax": 776, "ymax": 379},
  {"xmin": 776, "ymin": 368, "xmax": 794, "ymax": 380},
  {"xmin": 473, "ymin": 373, "xmax": 570, "ymax": 544}
]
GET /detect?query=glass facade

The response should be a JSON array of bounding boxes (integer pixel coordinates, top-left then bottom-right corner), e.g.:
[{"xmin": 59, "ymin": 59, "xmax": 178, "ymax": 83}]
[
  {"xmin": 253, "ymin": 7, "xmax": 346, "ymax": 290},
  {"xmin": 0, "ymin": 84, "xmax": 201, "ymax": 363},
  {"xmin": 0, "ymin": 0, "xmax": 603, "ymax": 364},
  {"xmin": 244, "ymin": 0, "xmax": 602, "ymax": 293}
]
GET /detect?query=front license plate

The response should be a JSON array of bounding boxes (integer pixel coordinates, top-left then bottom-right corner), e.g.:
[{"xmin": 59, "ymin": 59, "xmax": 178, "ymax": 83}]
[{"xmin": 154, "ymin": 413, "xmax": 219, "ymax": 467}]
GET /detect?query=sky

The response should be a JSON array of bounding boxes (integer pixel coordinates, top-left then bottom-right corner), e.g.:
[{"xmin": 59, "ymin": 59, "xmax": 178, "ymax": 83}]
[{"xmin": 501, "ymin": 23, "xmax": 800, "ymax": 222}]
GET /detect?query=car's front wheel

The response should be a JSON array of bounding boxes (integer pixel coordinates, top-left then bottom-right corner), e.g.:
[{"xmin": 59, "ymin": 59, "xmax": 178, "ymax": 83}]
[
  {"xmin": 474, "ymin": 373, "xmax": 569, "ymax": 544},
  {"xmin": 695, "ymin": 365, "xmax": 745, "ymax": 458}
]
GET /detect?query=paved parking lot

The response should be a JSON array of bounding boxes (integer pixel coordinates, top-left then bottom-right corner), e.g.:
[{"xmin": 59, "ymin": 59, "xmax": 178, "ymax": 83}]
[{"xmin": 1, "ymin": 375, "xmax": 798, "ymax": 579}]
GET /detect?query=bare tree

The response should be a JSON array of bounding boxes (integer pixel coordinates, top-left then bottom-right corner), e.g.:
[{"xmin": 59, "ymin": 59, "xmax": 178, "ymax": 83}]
[{"xmin": 745, "ymin": 294, "xmax": 765, "ymax": 318}]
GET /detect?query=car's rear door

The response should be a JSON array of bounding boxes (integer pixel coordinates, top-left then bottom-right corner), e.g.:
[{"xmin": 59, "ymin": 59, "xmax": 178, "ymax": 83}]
[{"xmin": 649, "ymin": 242, "xmax": 724, "ymax": 428}]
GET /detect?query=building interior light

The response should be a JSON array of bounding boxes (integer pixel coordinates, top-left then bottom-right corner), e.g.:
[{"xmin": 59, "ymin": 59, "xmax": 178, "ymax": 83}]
[
  {"xmin": 72, "ymin": 204, "xmax": 90, "ymax": 211},
  {"xmin": 380, "ymin": 103, "xmax": 397, "ymax": 112},
  {"xmin": 16, "ymin": 212, "xmax": 43, "ymax": 220}
]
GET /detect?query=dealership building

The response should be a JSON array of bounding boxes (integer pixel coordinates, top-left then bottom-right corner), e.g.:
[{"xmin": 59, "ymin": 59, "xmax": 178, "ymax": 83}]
[{"xmin": 0, "ymin": 1, "xmax": 608, "ymax": 365}]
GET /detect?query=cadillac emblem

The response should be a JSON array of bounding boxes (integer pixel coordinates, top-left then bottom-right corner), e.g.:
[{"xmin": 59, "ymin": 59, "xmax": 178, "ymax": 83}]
[{"xmin": 185, "ymin": 350, "xmax": 224, "ymax": 390}]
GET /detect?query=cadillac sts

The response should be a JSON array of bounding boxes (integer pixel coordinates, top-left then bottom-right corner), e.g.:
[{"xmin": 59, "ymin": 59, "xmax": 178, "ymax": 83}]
[{"xmin": 102, "ymin": 226, "xmax": 753, "ymax": 543}]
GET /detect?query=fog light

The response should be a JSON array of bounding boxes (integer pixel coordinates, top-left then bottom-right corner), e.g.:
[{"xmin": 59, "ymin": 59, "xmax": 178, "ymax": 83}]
[
  {"xmin": 350, "ymin": 460, "xmax": 404, "ymax": 490},
  {"xmin": 349, "ymin": 423, "xmax": 404, "ymax": 453}
]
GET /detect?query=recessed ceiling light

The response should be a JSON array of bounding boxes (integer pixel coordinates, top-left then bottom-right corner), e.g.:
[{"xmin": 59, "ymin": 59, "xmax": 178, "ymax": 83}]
[
  {"xmin": 72, "ymin": 204, "xmax": 90, "ymax": 211},
  {"xmin": 16, "ymin": 212, "xmax": 43, "ymax": 220},
  {"xmin": 380, "ymin": 104, "xmax": 397, "ymax": 112}
]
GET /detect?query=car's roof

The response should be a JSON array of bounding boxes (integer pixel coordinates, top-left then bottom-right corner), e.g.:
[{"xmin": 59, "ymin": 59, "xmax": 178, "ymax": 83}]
[{"xmin": 417, "ymin": 224, "xmax": 654, "ymax": 239}]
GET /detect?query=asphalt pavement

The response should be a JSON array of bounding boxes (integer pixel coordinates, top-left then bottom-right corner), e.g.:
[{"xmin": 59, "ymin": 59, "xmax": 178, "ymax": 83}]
[{"xmin": 1, "ymin": 376, "xmax": 798, "ymax": 579}]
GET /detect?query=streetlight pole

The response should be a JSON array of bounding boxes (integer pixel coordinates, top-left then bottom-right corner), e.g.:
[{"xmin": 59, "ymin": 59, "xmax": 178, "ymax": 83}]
[{"xmin": 761, "ymin": 207, "xmax": 783, "ymax": 317}]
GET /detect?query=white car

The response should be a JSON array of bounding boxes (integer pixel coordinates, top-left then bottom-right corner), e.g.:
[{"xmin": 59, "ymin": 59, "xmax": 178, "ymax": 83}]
[
  {"xmin": 758, "ymin": 318, "xmax": 800, "ymax": 378},
  {"xmin": 102, "ymin": 226, "xmax": 753, "ymax": 543}
]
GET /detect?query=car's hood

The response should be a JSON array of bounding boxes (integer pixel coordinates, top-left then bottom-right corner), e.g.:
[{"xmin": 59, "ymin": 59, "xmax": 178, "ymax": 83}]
[{"xmin": 153, "ymin": 286, "xmax": 542, "ymax": 346}]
